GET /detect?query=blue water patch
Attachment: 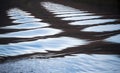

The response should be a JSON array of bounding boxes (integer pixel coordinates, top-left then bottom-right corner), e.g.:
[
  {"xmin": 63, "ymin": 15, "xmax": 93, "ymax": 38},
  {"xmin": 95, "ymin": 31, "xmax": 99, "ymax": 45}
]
[
  {"xmin": 61, "ymin": 16, "xmax": 102, "ymax": 21},
  {"xmin": 82, "ymin": 24, "xmax": 120, "ymax": 32},
  {"xmin": 1, "ymin": 22, "xmax": 50, "ymax": 29},
  {"xmin": 104, "ymin": 34, "xmax": 120, "ymax": 43},
  {"xmin": 12, "ymin": 18, "xmax": 42, "ymax": 23},
  {"xmin": 7, "ymin": 8, "xmax": 31, "ymax": 16},
  {"xmin": 41, "ymin": 2, "xmax": 86, "ymax": 15},
  {"xmin": 0, "ymin": 54, "xmax": 120, "ymax": 73},
  {"xmin": 69, "ymin": 19, "xmax": 117, "ymax": 25},
  {"xmin": 10, "ymin": 15, "xmax": 35, "ymax": 20},
  {"xmin": 0, "ymin": 37, "xmax": 89, "ymax": 56},
  {"xmin": 55, "ymin": 13, "xmax": 94, "ymax": 17},
  {"xmin": 0, "ymin": 28, "xmax": 62, "ymax": 38}
]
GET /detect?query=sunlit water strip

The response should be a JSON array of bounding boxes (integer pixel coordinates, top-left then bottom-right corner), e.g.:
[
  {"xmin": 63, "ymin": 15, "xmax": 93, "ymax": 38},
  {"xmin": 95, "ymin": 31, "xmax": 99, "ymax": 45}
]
[
  {"xmin": 69, "ymin": 19, "xmax": 117, "ymax": 25},
  {"xmin": 0, "ymin": 28, "xmax": 62, "ymax": 38},
  {"xmin": 0, "ymin": 3, "xmax": 120, "ymax": 73},
  {"xmin": 12, "ymin": 18, "xmax": 42, "ymax": 23},
  {"xmin": 61, "ymin": 16, "xmax": 102, "ymax": 21},
  {"xmin": 5, "ymin": 8, "xmax": 49, "ymax": 29},
  {"xmin": 41, "ymin": 2, "xmax": 117, "ymax": 26},
  {"xmin": 0, "ymin": 8, "xmax": 90, "ymax": 56},
  {"xmin": 1, "ymin": 22, "xmax": 49, "ymax": 29},
  {"xmin": 0, "ymin": 37, "xmax": 89, "ymax": 56},
  {"xmin": 82, "ymin": 24, "xmax": 120, "ymax": 32},
  {"xmin": 0, "ymin": 54, "xmax": 120, "ymax": 73},
  {"xmin": 41, "ymin": 2, "xmax": 120, "ymax": 44},
  {"xmin": 104, "ymin": 34, "xmax": 120, "ymax": 43},
  {"xmin": 55, "ymin": 13, "xmax": 94, "ymax": 17},
  {"xmin": 0, "ymin": 8, "xmax": 63, "ymax": 38},
  {"xmin": 7, "ymin": 8, "xmax": 31, "ymax": 16}
]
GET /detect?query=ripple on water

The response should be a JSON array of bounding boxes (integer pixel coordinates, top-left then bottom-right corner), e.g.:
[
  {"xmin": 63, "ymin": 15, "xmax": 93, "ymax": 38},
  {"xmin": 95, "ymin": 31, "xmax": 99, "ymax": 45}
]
[
  {"xmin": 8, "ymin": 11, "xmax": 31, "ymax": 17},
  {"xmin": 62, "ymin": 16, "xmax": 102, "ymax": 21},
  {"xmin": 0, "ymin": 28, "xmax": 63, "ymax": 38},
  {"xmin": 52, "ymin": 11, "xmax": 85, "ymax": 15},
  {"xmin": 69, "ymin": 19, "xmax": 117, "ymax": 25},
  {"xmin": 7, "ymin": 8, "xmax": 31, "ymax": 16},
  {"xmin": 0, "ymin": 54, "xmax": 120, "ymax": 73},
  {"xmin": 10, "ymin": 15, "xmax": 35, "ymax": 20},
  {"xmin": 7, "ymin": 8, "xmax": 42, "ymax": 24},
  {"xmin": 55, "ymin": 13, "xmax": 94, "ymax": 17},
  {"xmin": 0, "ymin": 37, "xmax": 88, "ymax": 56},
  {"xmin": 82, "ymin": 24, "xmax": 120, "ymax": 32},
  {"xmin": 1, "ymin": 22, "xmax": 50, "ymax": 29},
  {"xmin": 12, "ymin": 18, "xmax": 42, "ymax": 24},
  {"xmin": 104, "ymin": 34, "xmax": 120, "ymax": 43},
  {"xmin": 41, "ymin": 2, "xmax": 86, "ymax": 14}
]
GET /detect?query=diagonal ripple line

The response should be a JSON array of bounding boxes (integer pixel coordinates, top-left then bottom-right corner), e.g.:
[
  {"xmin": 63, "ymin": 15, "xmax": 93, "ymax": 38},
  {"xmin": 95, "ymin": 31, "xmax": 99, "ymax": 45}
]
[
  {"xmin": 0, "ymin": 7, "xmax": 90, "ymax": 57},
  {"xmin": 0, "ymin": 36, "xmax": 89, "ymax": 56},
  {"xmin": 0, "ymin": 28, "xmax": 63, "ymax": 38},
  {"xmin": 41, "ymin": 2, "xmax": 117, "ymax": 25}
]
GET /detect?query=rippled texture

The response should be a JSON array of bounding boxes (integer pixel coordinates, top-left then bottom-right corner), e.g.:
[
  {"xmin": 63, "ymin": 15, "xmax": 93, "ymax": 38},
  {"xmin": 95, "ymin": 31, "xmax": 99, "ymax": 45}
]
[
  {"xmin": 12, "ymin": 18, "xmax": 42, "ymax": 23},
  {"xmin": 0, "ymin": 28, "xmax": 62, "ymax": 38},
  {"xmin": 104, "ymin": 34, "xmax": 120, "ymax": 43},
  {"xmin": 69, "ymin": 19, "xmax": 117, "ymax": 25},
  {"xmin": 0, "ymin": 8, "xmax": 90, "ymax": 56},
  {"xmin": 0, "ymin": 54, "xmax": 120, "ymax": 73},
  {"xmin": 1, "ymin": 22, "xmax": 49, "ymax": 29},
  {"xmin": 0, "ymin": 37, "xmax": 88, "ymax": 56},
  {"xmin": 82, "ymin": 24, "xmax": 120, "ymax": 32},
  {"xmin": 55, "ymin": 13, "xmax": 93, "ymax": 17},
  {"xmin": 62, "ymin": 16, "xmax": 102, "ymax": 21},
  {"xmin": 0, "ymin": 1, "xmax": 120, "ymax": 73},
  {"xmin": 41, "ymin": 2, "xmax": 117, "ymax": 26}
]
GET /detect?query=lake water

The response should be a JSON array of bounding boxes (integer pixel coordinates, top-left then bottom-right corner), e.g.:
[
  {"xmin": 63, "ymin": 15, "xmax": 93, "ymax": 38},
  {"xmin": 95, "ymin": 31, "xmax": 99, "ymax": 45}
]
[{"xmin": 0, "ymin": 2, "xmax": 120, "ymax": 73}]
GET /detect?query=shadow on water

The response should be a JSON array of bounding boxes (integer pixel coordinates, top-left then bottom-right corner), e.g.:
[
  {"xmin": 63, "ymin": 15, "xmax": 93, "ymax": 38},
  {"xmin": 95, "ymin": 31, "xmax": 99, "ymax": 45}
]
[
  {"xmin": 0, "ymin": 2, "xmax": 120, "ymax": 62},
  {"xmin": 0, "ymin": 1, "xmax": 120, "ymax": 73},
  {"xmin": 0, "ymin": 1, "xmax": 120, "ymax": 58}
]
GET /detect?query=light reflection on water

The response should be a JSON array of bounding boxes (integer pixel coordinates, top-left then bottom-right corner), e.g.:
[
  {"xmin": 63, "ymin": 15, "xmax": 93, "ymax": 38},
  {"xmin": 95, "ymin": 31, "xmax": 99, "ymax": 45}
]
[
  {"xmin": 61, "ymin": 15, "xmax": 102, "ymax": 21},
  {"xmin": 82, "ymin": 24, "xmax": 120, "ymax": 32},
  {"xmin": 55, "ymin": 13, "xmax": 94, "ymax": 17},
  {"xmin": 0, "ymin": 28, "xmax": 62, "ymax": 38},
  {"xmin": 41, "ymin": 2, "xmax": 120, "ymax": 44},
  {"xmin": 0, "ymin": 54, "xmax": 120, "ymax": 73},
  {"xmin": 0, "ymin": 2, "xmax": 120, "ymax": 73},
  {"xmin": 41, "ymin": 2, "xmax": 117, "ymax": 26},
  {"xmin": 12, "ymin": 17, "xmax": 42, "ymax": 23},
  {"xmin": 10, "ymin": 15, "xmax": 35, "ymax": 20},
  {"xmin": 0, "ymin": 8, "xmax": 62, "ymax": 38},
  {"xmin": 1, "ymin": 22, "xmax": 50, "ymax": 29},
  {"xmin": 7, "ymin": 8, "xmax": 31, "ymax": 16},
  {"xmin": 69, "ymin": 19, "xmax": 117, "ymax": 25},
  {"xmin": 53, "ymin": 11, "xmax": 85, "ymax": 15},
  {"xmin": 0, "ymin": 37, "xmax": 89, "ymax": 56},
  {"xmin": 0, "ymin": 8, "xmax": 90, "ymax": 56},
  {"xmin": 104, "ymin": 34, "xmax": 120, "ymax": 43}
]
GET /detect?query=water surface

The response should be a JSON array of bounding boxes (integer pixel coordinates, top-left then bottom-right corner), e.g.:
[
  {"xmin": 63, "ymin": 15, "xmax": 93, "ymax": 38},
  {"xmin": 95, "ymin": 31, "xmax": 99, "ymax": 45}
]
[
  {"xmin": 82, "ymin": 24, "xmax": 120, "ymax": 32},
  {"xmin": 0, "ymin": 37, "xmax": 89, "ymax": 56},
  {"xmin": 0, "ymin": 54, "xmax": 120, "ymax": 73},
  {"xmin": 0, "ymin": 28, "xmax": 62, "ymax": 38},
  {"xmin": 1, "ymin": 22, "xmax": 50, "ymax": 29}
]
